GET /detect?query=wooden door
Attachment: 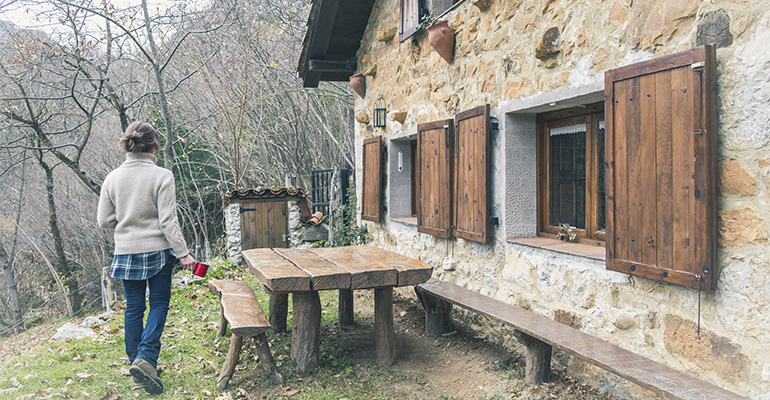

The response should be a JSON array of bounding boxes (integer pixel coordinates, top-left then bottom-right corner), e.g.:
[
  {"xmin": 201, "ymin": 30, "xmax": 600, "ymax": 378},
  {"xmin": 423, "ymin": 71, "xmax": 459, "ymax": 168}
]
[{"xmin": 239, "ymin": 200, "xmax": 289, "ymax": 249}]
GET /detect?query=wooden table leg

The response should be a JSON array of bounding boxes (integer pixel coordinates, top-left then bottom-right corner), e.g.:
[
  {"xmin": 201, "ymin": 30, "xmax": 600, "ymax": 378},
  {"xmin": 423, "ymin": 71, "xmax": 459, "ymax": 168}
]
[
  {"xmin": 338, "ymin": 289, "xmax": 354, "ymax": 326},
  {"xmin": 374, "ymin": 286, "xmax": 395, "ymax": 366},
  {"xmin": 291, "ymin": 291, "xmax": 321, "ymax": 373},
  {"xmin": 269, "ymin": 293, "xmax": 289, "ymax": 333}
]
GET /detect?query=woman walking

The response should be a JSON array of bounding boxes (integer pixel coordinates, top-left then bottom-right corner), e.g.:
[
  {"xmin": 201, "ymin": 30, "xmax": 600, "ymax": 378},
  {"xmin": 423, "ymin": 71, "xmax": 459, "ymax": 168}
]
[{"xmin": 98, "ymin": 121, "xmax": 195, "ymax": 395}]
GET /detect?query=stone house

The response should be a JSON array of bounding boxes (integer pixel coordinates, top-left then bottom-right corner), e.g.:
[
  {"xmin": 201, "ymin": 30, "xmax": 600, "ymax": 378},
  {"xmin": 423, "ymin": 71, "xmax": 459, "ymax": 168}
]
[{"xmin": 297, "ymin": 0, "xmax": 769, "ymax": 398}]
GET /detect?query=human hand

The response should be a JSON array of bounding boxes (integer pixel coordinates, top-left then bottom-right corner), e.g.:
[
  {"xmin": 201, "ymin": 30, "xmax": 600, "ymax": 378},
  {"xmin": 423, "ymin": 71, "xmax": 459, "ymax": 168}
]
[{"xmin": 179, "ymin": 254, "xmax": 196, "ymax": 272}]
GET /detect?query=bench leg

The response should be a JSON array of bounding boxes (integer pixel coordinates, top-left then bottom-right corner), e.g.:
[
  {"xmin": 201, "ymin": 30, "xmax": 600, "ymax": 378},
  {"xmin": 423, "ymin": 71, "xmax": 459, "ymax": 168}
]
[
  {"xmin": 215, "ymin": 304, "xmax": 228, "ymax": 340},
  {"xmin": 514, "ymin": 330, "xmax": 552, "ymax": 384},
  {"xmin": 415, "ymin": 289, "xmax": 453, "ymax": 336},
  {"xmin": 217, "ymin": 334, "xmax": 243, "ymax": 390},
  {"xmin": 338, "ymin": 289, "xmax": 354, "ymax": 326},
  {"xmin": 253, "ymin": 332, "xmax": 284, "ymax": 385},
  {"xmin": 374, "ymin": 286, "xmax": 395, "ymax": 366},
  {"xmin": 291, "ymin": 291, "xmax": 321, "ymax": 373},
  {"xmin": 269, "ymin": 293, "xmax": 289, "ymax": 333}
]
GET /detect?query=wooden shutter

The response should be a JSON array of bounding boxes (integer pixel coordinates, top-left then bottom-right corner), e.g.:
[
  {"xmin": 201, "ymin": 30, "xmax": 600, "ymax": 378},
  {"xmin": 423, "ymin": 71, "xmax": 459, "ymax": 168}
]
[
  {"xmin": 454, "ymin": 105, "xmax": 490, "ymax": 243},
  {"xmin": 362, "ymin": 136, "xmax": 382, "ymax": 222},
  {"xmin": 417, "ymin": 120, "xmax": 453, "ymax": 238},
  {"xmin": 604, "ymin": 45, "xmax": 717, "ymax": 290},
  {"xmin": 400, "ymin": 0, "xmax": 420, "ymax": 42}
]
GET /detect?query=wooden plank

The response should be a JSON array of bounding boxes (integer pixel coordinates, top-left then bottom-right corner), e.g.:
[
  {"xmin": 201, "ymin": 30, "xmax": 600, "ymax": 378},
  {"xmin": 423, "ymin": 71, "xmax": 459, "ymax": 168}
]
[
  {"xmin": 695, "ymin": 45, "xmax": 719, "ymax": 290},
  {"xmin": 244, "ymin": 249, "xmax": 312, "ymax": 292},
  {"xmin": 207, "ymin": 280, "xmax": 270, "ymax": 338},
  {"xmin": 654, "ymin": 69, "xmax": 674, "ymax": 271},
  {"xmin": 416, "ymin": 279, "xmax": 747, "ymax": 400},
  {"xmin": 603, "ymin": 71, "xmax": 616, "ymax": 262},
  {"xmin": 639, "ymin": 74, "xmax": 658, "ymax": 266},
  {"xmin": 671, "ymin": 65, "xmax": 692, "ymax": 273},
  {"xmin": 612, "ymin": 79, "xmax": 629, "ymax": 262},
  {"xmin": 626, "ymin": 77, "xmax": 642, "ymax": 262},
  {"xmin": 355, "ymin": 246, "xmax": 433, "ymax": 286},
  {"xmin": 274, "ymin": 248, "xmax": 352, "ymax": 291},
  {"xmin": 311, "ymin": 247, "xmax": 397, "ymax": 289}
]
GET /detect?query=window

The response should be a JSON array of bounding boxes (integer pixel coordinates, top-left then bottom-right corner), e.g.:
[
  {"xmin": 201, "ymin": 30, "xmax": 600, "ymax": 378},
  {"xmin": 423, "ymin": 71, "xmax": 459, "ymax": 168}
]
[
  {"xmin": 537, "ymin": 102, "xmax": 605, "ymax": 246},
  {"xmin": 400, "ymin": 0, "xmax": 463, "ymax": 42},
  {"xmin": 604, "ymin": 45, "xmax": 717, "ymax": 290},
  {"xmin": 417, "ymin": 105, "xmax": 490, "ymax": 243},
  {"xmin": 361, "ymin": 137, "xmax": 382, "ymax": 222},
  {"xmin": 388, "ymin": 137, "xmax": 418, "ymax": 224}
]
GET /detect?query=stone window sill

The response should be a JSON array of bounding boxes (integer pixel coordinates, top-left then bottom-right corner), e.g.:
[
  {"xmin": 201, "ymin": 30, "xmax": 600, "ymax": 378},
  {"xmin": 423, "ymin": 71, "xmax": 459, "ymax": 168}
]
[
  {"xmin": 508, "ymin": 237, "xmax": 606, "ymax": 261},
  {"xmin": 390, "ymin": 217, "xmax": 417, "ymax": 226}
]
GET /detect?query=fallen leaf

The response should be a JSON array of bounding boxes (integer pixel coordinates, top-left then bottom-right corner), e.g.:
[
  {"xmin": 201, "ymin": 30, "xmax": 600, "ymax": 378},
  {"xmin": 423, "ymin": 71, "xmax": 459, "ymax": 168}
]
[
  {"xmin": 119, "ymin": 368, "xmax": 131, "ymax": 376},
  {"xmin": 285, "ymin": 389, "xmax": 300, "ymax": 397},
  {"xmin": 22, "ymin": 375, "xmax": 35, "ymax": 380},
  {"xmin": 73, "ymin": 355, "xmax": 84, "ymax": 361},
  {"xmin": 192, "ymin": 356, "xmax": 204, "ymax": 363},
  {"xmin": 214, "ymin": 392, "xmax": 233, "ymax": 400},
  {"xmin": 9, "ymin": 378, "xmax": 21, "ymax": 387},
  {"xmin": 98, "ymin": 389, "xmax": 121, "ymax": 400},
  {"xmin": 0, "ymin": 388, "xmax": 18, "ymax": 395},
  {"xmin": 77, "ymin": 371, "xmax": 94, "ymax": 379}
]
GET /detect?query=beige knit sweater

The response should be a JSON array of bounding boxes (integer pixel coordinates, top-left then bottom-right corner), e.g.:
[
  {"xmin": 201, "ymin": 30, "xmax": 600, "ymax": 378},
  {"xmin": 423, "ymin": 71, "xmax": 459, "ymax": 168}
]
[{"xmin": 97, "ymin": 152, "xmax": 189, "ymax": 257}]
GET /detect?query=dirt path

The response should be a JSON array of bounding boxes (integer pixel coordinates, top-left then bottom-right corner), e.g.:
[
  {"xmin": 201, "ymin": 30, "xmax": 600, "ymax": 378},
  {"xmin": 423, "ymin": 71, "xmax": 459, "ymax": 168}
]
[{"xmin": 315, "ymin": 290, "xmax": 621, "ymax": 400}]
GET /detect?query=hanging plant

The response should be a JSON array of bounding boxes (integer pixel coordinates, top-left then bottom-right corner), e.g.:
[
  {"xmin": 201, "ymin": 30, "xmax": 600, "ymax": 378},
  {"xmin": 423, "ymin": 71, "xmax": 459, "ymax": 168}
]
[
  {"xmin": 419, "ymin": 14, "xmax": 455, "ymax": 64},
  {"xmin": 349, "ymin": 74, "xmax": 366, "ymax": 99}
]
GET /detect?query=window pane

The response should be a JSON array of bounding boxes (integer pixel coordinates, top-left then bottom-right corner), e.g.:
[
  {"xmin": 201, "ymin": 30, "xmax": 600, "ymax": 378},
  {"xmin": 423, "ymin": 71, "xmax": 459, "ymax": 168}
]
[
  {"xmin": 549, "ymin": 125, "xmax": 586, "ymax": 229},
  {"xmin": 597, "ymin": 120, "xmax": 606, "ymax": 231}
]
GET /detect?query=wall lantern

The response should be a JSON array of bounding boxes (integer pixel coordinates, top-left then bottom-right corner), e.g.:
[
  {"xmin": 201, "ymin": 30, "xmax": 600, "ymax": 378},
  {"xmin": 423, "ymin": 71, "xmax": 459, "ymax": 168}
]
[{"xmin": 373, "ymin": 96, "xmax": 387, "ymax": 128}]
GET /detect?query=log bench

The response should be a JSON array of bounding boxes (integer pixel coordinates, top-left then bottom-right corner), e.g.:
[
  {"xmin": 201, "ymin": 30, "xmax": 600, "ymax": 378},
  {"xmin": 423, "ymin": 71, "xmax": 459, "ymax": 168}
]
[
  {"xmin": 415, "ymin": 279, "xmax": 746, "ymax": 400},
  {"xmin": 207, "ymin": 280, "xmax": 283, "ymax": 389}
]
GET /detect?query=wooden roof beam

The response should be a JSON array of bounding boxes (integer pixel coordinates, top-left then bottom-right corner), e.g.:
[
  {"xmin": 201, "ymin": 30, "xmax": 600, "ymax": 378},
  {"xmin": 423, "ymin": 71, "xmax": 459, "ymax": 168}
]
[
  {"xmin": 308, "ymin": 59, "xmax": 356, "ymax": 74},
  {"xmin": 304, "ymin": 0, "xmax": 341, "ymax": 87}
]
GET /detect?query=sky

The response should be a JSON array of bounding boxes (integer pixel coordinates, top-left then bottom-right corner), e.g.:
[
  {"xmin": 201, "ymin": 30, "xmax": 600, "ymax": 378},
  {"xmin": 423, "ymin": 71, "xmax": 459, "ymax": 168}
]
[{"xmin": 0, "ymin": 0, "xmax": 192, "ymax": 33}]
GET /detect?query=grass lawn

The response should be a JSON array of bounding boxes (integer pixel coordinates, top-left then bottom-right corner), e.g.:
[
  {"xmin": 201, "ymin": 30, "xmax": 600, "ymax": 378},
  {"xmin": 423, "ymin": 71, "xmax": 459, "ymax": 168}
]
[{"xmin": 0, "ymin": 261, "xmax": 413, "ymax": 399}]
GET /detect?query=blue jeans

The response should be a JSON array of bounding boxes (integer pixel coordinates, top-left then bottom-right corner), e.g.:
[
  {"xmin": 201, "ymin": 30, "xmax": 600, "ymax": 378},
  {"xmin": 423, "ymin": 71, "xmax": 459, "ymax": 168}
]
[{"xmin": 122, "ymin": 255, "xmax": 176, "ymax": 368}]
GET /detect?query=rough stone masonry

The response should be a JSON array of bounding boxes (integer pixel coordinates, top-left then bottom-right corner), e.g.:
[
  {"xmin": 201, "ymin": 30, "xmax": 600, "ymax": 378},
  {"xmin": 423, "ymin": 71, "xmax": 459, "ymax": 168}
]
[{"xmin": 351, "ymin": 0, "xmax": 770, "ymax": 398}]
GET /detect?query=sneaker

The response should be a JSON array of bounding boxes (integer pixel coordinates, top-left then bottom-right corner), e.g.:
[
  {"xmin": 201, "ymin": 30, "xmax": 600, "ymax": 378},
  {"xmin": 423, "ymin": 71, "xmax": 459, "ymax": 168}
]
[{"xmin": 129, "ymin": 359, "xmax": 164, "ymax": 395}]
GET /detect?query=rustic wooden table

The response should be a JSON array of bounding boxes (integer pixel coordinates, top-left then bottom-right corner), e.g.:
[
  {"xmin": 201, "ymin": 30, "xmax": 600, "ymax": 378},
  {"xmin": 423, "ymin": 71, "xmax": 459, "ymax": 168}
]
[{"xmin": 243, "ymin": 246, "xmax": 433, "ymax": 373}]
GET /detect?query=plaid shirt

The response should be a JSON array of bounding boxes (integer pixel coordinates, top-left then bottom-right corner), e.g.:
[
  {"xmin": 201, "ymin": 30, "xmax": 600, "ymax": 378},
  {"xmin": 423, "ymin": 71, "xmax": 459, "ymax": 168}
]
[{"xmin": 110, "ymin": 249, "xmax": 175, "ymax": 280}]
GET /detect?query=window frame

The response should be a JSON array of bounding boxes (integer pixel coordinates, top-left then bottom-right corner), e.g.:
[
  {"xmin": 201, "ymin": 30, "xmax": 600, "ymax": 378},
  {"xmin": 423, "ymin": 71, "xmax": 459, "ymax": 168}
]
[{"xmin": 536, "ymin": 102, "xmax": 606, "ymax": 246}]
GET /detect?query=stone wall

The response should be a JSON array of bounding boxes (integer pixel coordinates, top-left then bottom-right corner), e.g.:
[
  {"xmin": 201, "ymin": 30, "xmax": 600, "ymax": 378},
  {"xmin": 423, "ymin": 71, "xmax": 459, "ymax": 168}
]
[{"xmin": 353, "ymin": 0, "xmax": 770, "ymax": 398}]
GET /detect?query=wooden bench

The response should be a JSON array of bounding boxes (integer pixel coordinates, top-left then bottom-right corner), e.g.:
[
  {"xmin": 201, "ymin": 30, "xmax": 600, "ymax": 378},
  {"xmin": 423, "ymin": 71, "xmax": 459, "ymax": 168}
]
[
  {"xmin": 415, "ymin": 279, "xmax": 746, "ymax": 400},
  {"xmin": 207, "ymin": 280, "xmax": 283, "ymax": 389}
]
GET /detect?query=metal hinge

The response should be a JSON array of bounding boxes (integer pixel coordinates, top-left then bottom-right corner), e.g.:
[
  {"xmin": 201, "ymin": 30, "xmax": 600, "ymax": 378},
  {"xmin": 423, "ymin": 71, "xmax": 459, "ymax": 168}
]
[
  {"xmin": 239, "ymin": 206, "xmax": 256, "ymax": 214},
  {"xmin": 691, "ymin": 62, "xmax": 705, "ymax": 70}
]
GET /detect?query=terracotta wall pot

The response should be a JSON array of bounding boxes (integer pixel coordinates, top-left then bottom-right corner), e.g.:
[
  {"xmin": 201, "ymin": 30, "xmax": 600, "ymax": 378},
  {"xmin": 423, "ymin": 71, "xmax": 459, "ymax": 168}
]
[
  {"xmin": 427, "ymin": 21, "xmax": 455, "ymax": 63},
  {"xmin": 349, "ymin": 74, "xmax": 366, "ymax": 98}
]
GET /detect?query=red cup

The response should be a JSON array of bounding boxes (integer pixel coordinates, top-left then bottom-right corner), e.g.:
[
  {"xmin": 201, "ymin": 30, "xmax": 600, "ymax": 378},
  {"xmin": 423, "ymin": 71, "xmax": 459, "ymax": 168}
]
[{"xmin": 192, "ymin": 262, "xmax": 209, "ymax": 277}]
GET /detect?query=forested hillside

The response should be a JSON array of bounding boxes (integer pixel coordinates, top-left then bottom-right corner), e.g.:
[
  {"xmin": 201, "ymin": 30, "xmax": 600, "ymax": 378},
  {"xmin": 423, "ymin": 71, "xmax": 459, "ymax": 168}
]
[{"xmin": 0, "ymin": 0, "xmax": 353, "ymax": 340}]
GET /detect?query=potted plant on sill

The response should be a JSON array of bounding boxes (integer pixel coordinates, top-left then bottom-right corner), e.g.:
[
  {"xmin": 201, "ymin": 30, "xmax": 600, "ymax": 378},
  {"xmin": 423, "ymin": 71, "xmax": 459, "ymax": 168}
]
[{"xmin": 419, "ymin": 14, "xmax": 455, "ymax": 64}]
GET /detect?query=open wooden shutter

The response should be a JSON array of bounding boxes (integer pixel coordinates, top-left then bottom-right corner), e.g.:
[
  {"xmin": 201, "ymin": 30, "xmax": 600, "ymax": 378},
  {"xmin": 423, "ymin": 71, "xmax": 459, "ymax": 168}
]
[
  {"xmin": 400, "ymin": 0, "xmax": 420, "ymax": 42},
  {"xmin": 604, "ymin": 45, "xmax": 717, "ymax": 290},
  {"xmin": 361, "ymin": 136, "xmax": 382, "ymax": 222},
  {"xmin": 417, "ymin": 120, "xmax": 453, "ymax": 238},
  {"xmin": 454, "ymin": 105, "xmax": 490, "ymax": 243}
]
